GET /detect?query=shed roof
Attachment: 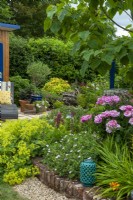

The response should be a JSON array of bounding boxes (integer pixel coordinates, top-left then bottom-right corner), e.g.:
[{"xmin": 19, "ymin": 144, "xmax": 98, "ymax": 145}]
[{"xmin": 0, "ymin": 23, "xmax": 20, "ymax": 31}]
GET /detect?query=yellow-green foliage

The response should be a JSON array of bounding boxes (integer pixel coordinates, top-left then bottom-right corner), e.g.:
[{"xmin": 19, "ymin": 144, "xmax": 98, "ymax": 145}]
[
  {"xmin": 0, "ymin": 118, "xmax": 54, "ymax": 185},
  {"xmin": 43, "ymin": 78, "xmax": 71, "ymax": 94}
]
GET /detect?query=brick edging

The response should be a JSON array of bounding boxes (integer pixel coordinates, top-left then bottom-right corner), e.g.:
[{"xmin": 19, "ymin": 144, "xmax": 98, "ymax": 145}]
[{"xmin": 33, "ymin": 158, "xmax": 104, "ymax": 200}]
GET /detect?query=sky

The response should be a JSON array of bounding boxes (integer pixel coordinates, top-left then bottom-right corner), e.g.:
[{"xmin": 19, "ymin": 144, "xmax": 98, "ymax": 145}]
[{"xmin": 113, "ymin": 11, "xmax": 133, "ymax": 36}]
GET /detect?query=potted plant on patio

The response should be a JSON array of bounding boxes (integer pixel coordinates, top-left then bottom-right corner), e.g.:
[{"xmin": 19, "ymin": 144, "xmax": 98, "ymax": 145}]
[{"xmin": 27, "ymin": 61, "xmax": 51, "ymax": 103}]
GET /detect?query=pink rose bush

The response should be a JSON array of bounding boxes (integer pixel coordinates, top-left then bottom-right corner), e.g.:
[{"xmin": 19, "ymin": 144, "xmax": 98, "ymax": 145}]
[{"xmin": 80, "ymin": 95, "xmax": 133, "ymax": 141}]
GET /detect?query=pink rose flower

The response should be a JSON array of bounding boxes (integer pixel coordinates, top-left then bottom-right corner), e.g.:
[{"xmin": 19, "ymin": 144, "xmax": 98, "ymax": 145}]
[
  {"xmin": 80, "ymin": 114, "xmax": 92, "ymax": 122},
  {"xmin": 106, "ymin": 120, "xmax": 121, "ymax": 133},
  {"xmin": 129, "ymin": 118, "xmax": 133, "ymax": 125},
  {"xmin": 119, "ymin": 105, "xmax": 133, "ymax": 111},
  {"xmin": 124, "ymin": 110, "xmax": 132, "ymax": 117},
  {"xmin": 112, "ymin": 95, "xmax": 120, "ymax": 103}
]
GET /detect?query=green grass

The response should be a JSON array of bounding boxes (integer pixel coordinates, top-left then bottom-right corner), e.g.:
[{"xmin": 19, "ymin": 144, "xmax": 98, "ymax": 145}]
[{"xmin": 0, "ymin": 182, "xmax": 28, "ymax": 200}]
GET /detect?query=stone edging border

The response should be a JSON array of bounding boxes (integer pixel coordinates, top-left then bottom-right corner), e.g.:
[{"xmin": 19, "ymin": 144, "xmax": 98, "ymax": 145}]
[{"xmin": 33, "ymin": 158, "xmax": 104, "ymax": 200}]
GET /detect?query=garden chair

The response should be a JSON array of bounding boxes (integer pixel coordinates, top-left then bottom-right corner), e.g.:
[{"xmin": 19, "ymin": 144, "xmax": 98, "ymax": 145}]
[{"xmin": 0, "ymin": 81, "xmax": 18, "ymax": 120}]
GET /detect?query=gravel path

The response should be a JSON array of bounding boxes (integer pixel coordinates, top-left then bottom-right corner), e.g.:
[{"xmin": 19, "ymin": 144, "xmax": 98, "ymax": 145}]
[{"xmin": 13, "ymin": 177, "xmax": 75, "ymax": 200}]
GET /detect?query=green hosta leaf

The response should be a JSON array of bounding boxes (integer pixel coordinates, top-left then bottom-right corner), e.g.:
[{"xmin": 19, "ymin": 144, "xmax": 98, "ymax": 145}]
[
  {"xmin": 82, "ymin": 49, "xmax": 94, "ymax": 61},
  {"xmin": 101, "ymin": 52, "xmax": 114, "ymax": 65},
  {"xmin": 50, "ymin": 21, "xmax": 61, "ymax": 33},
  {"xmin": 78, "ymin": 31, "xmax": 90, "ymax": 41},
  {"xmin": 44, "ymin": 18, "xmax": 52, "ymax": 32},
  {"xmin": 47, "ymin": 5, "xmax": 57, "ymax": 19},
  {"xmin": 80, "ymin": 61, "xmax": 89, "ymax": 77}
]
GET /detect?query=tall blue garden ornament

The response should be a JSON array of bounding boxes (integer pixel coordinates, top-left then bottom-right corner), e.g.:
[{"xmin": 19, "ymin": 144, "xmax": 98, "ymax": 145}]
[
  {"xmin": 110, "ymin": 60, "xmax": 116, "ymax": 89},
  {"xmin": 80, "ymin": 158, "xmax": 96, "ymax": 187}
]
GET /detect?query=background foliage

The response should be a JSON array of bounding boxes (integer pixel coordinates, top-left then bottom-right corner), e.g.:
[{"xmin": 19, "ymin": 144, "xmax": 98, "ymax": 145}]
[{"xmin": 10, "ymin": 35, "xmax": 95, "ymax": 82}]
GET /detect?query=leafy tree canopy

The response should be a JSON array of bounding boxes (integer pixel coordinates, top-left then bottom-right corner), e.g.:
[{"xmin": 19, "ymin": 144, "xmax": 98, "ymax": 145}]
[
  {"xmin": 6, "ymin": 0, "xmax": 60, "ymax": 38},
  {"xmin": 44, "ymin": 0, "xmax": 133, "ymax": 80},
  {"xmin": 0, "ymin": 0, "xmax": 12, "ymax": 22}
]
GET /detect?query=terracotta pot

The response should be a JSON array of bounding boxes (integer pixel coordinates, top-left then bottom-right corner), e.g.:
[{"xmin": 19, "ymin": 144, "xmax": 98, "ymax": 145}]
[
  {"xmin": 19, "ymin": 100, "xmax": 30, "ymax": 112},
  {"xmin": 25, "ymin": 103, "xmax": 35, "ymax": 110}
]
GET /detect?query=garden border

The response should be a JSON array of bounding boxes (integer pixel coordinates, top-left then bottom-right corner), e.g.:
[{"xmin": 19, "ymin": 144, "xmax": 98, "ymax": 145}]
[{"xmin": 33, "ymin": 158, "xmax": 106, "ymax": 200}]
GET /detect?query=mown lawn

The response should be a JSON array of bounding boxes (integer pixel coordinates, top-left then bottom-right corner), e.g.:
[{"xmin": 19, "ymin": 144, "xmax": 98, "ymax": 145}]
[{"xmin": 0, "ymin": 182, "xmax": 28, "ymax": 200}]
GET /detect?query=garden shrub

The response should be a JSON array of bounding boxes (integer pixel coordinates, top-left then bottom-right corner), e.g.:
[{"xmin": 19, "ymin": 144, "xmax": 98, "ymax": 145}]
[
  {"xmin": 42, "ymin": 130, "xmax": 99, "ymax": 179},
  {"xmin": 28, "ymin": 37, "xmax": 92, "ymax": 82},
  {"xmin": 10, "ymin": 75, "xmax": 36, "ymax": 105},
  {"xmin": 42, "ymin": 78, "xmax": 71, "ymax": 94},
  {"xmin": 27, "ymin": 61, "xmax": 51, "ymax": 87},
  {"xmin": 10, "ymin": 35, "xmax": 95, "ymax": 82},
  {"xmin": 96, "ymin": 137, "xmax": 133, "ymax": 200},
  {"xmin": 9, "ymin": 34, "xmax": 33, "ymax": 78},
  {"xmin": 0, "ymin": 118, "xmax": 55, "ymax": 185}
]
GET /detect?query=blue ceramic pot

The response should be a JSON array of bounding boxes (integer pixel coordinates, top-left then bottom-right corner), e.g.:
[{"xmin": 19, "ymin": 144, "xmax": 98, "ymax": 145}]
[{"xmin": 31, "ymin": 95, "xmax": 42, "ymax": 102}]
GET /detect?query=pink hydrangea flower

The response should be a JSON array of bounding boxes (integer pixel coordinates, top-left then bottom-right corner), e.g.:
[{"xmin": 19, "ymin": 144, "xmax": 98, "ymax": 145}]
[
  {"xmin": 94, "ymin": 114, "xmax": 103, "ymax": 123},
  {"xmin": 106, "ymin": 120, "xmax": 121, "ymax": 133},
  {"xmin": 129, "ymin": 118, "xmax": 133, "ymax": 125},
  {"xmin": 80, "ymin": 114, "xmax": 92, "ymax": 122}
]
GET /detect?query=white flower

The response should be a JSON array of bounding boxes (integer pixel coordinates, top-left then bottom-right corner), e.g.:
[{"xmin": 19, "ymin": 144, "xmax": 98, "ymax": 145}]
[
  {"xmin": 77, "ymin": 150, "xmax": 81, "ymax": 152},
  {"xmin": 64, "ymin": 158, "xmax": 67, "ymax": 161},
  {"xmin": 69, "ymin": 171, "xmax": 72, "ymax": 174},
  {"xmin": 66, "ymin": 115, "xmax": 72, "ymax": 119},
  {"xmin": 74, "ymin": 138, "xmax": 77, "ymax": 140},
  {"xmin": 73, "ymin": 144, "xmax": 77, "ymax": 147},
  {"xmin": 42, "ymin": 101, "xmax": 45, "ymax": 105},
  {"xmin": 70, "ymin": 150, "xmax": 73, "ymax": 153},
  {"xmin": 66, "ymin": 154, "xmax": 69, "ymax": 156},
  {"xmin": 46, "ymin": 145, "xmax": 49, "ymax": 147},
  {"xmin": 78, "ymin": 156, "xmax": 81, "ymax": 158},
  {"xmin": 56, "ymin": 155, "xmax": 60, "ymax": 159}
]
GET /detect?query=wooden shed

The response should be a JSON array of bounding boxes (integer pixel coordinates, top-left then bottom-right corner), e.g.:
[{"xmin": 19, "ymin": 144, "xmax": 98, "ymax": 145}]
[{"xmin": 0, "ymin": 23, "xmax": 20, "ymax": 82}]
